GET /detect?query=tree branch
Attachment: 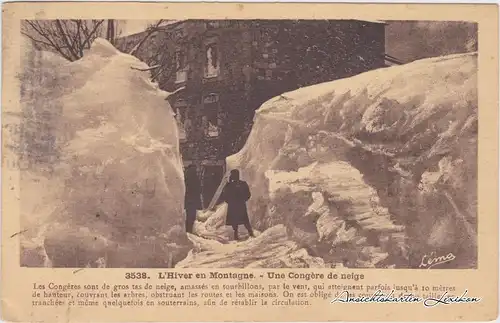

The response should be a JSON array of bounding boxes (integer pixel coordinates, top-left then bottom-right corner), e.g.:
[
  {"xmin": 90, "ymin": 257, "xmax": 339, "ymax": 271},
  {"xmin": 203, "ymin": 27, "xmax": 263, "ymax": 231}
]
[
  {"xmin": 81, "ymin": 20, "xmax": 105, "ymax": 50},
  {"xmin": 129, "ymin": 19, "xmax": 165, "ymax": 56},
  {"xmin": 82, "ymin": 20, "xmax": 104, "ymax": 48},
  {"xmin": 21, "ymin": 31, "xmax": 61, "ymax": 49},
  {"xmin": 130, "ymin": 64, "xmax": 161, "ymax": 71},
  {"xmin": 170, "ymin": 86, "xmax": 186, "ymax": 96},
  {"xmin": 151, "ymin": 65, "xmax": 166, "ymax": 82},
  {"xmin": 75, "ymin": 20, "xmax": 85, "ymax": 56},
  {"xmin": 67, "ymin": 20, "xmax": 83, "ymax": 56},
  {"xmin": 23, "ymin": 21, "xmax": 73, "ymax": 61},
  {"xmin": 54, "ymin": 20, "xmax": 79, "ymax": 60},
  {"xmin": 81, "ymin": 20, "xmax": 92, "ymax": 42}
]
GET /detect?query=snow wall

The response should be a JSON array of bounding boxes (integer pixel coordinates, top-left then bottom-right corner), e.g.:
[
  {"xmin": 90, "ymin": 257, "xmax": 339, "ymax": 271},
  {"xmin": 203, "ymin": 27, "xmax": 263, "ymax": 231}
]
[
  {"xmin": 227, "ymin": 53, "xmax": 477, "ymax": 268},
  {"xmin": 19, "ymin": 38, "xmax": 191, "ymax": 268}
]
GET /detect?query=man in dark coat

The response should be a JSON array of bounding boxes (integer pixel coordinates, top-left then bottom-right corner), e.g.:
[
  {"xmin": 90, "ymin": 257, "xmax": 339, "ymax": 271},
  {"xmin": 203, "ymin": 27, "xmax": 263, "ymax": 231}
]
[
  {"xmin": 184, "ymin": 165, "xmax": 202, "ymax": 233},
  {"xmin": 221, "ymin": 169, "xmax": 255, "ymax": 240}
]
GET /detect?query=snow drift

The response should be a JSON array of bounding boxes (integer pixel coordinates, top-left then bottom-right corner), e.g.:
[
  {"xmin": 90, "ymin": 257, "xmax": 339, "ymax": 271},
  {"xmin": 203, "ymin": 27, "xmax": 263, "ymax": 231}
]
[
  {"xmin": 19, "ymin": 38, "xmax": 190, "ymax": 267},
  {"xmin": 226, "ymin": 53, "xmax": 477, "ymax": 268},
  {"xmin": 176, "ymin": 224, "xmax": 326, "ymax": 268},
  {"xmin": 174, "ymin": 199, "xmax": 331, "ymax": 268}
]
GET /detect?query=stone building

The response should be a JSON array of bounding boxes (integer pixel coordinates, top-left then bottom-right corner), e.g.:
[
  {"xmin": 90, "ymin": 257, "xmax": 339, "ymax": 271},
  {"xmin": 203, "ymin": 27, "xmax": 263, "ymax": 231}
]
[{"xmin": 117, "ymin": 19, "xmax": 386, "ymax": 208}]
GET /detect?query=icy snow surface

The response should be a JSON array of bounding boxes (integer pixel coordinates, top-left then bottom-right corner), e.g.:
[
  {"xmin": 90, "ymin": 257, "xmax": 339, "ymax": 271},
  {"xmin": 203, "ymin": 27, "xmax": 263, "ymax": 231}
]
[
  {"xmin": 19, "ymin": 38, "xmax": 190, "ymax": 267},
  {"xmin": 176, "ymin": 204, "xmax": 326, "ymax": 268},
  {"xmin": 184, "ymin": 53, "xmax": 477, "ymax": 268}
]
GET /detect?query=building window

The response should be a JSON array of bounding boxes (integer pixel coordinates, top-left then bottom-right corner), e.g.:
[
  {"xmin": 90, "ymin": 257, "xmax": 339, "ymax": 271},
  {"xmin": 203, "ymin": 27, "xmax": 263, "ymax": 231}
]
[
  {"xmin": 206, "ymin": 21, "xmax": 220, "ymax": 29},
  {"xmin": 174, "ymin": 99, "xmax": 188, "ymax": 141},
  {"xmin": 257, "ymin": 68, "xmax": 266, "ymax": 80},
  {"xmin": 202, "ymin": 93, "xmax": 220, "ymax": 138},
  {"xmin": 175, "ymin": 50, "xmax": 188, "ymax": 83},
  {"xmin": 204, "ymin": 41, "xmax": 220, "ymax": 78}
]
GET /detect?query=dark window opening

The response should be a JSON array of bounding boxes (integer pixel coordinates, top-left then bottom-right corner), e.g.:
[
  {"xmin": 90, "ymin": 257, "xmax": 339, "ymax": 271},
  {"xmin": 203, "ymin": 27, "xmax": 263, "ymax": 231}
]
[
  {"xmin": 203, "ymin": 93, "xmax": 220, "ymax": 138},
  {"xmin": 174, "ymin": 99, "xmax": 189, "ymax": 140},
  {"xmin": 204, "ymin": 42, "xmax": 220, "ymax": 78},
  {"xmin": 206, "ymin": 21, "xmax": 220, "ymax": 29},
  {"xmin": 175, "ymin": 50, "xmax": 188, "ymax": 83}
]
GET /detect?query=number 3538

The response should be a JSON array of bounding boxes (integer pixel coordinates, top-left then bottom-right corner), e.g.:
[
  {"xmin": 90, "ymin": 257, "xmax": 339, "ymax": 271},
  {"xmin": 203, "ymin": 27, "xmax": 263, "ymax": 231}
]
[{"xmin": 125, "ymin": 272, "xmax": 150, "ymax": 279}]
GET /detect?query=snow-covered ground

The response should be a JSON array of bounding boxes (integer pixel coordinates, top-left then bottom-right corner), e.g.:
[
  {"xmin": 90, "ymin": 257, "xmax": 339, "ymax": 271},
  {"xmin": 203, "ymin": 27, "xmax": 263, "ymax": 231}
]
[
  {"xmin": 18, "ymin": 38, "xmax": 191, "ymax": 267},
  {"xmin": 184, "ymin": 53, "xmax": 477, "ymax": 268}
]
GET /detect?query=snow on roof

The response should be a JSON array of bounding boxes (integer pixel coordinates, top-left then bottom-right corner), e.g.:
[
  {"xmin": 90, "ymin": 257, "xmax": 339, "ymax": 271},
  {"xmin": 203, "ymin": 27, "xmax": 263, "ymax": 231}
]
[
  {"xmin": 118, "ymin": 18, "xmax": 386, "ymax": 39},
  {"xmin": 161, "ymin": 20, "xmax": 186, "ymax": 27},
  {"xmin": 356, "ymin": 19, "xmax": 386, "ymax": 24}
]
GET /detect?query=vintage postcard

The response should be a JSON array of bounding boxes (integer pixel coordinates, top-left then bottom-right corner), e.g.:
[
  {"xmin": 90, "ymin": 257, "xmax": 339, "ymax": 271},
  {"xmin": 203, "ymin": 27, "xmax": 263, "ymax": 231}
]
[{"xmin": 1, "ymin": 2, "xmax": 498, "ymax": 322}]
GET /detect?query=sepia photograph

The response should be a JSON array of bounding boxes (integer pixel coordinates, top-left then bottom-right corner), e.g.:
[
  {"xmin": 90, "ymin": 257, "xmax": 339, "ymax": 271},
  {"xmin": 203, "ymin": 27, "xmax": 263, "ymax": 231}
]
[{"xmin": 13, "ymin": 18, "xmax": 478, "ymax": 269}]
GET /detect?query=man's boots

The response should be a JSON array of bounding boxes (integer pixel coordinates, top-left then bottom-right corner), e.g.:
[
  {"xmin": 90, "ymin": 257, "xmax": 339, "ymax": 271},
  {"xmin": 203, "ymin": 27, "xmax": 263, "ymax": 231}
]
[{"xmin": 245, "ymin": 224, "xmax": 255, "ymax": 238}]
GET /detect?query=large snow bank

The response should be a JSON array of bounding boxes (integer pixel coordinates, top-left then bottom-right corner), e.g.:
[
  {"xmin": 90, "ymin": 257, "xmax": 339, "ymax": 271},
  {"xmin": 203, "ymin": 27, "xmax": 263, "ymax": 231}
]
[
  {"xmin": 228, "ymin": 53, "xmax": 477, "ymax": 268},
  {"xmin": 19, "ymin": 38, "xmax": 190, "ymax": 267}
]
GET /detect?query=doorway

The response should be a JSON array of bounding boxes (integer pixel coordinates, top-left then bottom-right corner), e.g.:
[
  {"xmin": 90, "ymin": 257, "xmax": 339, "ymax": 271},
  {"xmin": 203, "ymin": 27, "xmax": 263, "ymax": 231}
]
[{"xmin": 201, "ymin": 165, "xmax": 224, "ymax": 209}]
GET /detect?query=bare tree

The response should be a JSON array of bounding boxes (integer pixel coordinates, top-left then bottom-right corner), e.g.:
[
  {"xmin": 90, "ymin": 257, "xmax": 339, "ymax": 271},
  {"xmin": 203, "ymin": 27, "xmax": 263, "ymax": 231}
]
[
  {"xmin": 21, "ymin": 19, "xmax": 115, "ymax": 61},
  {"xmin": 21, "ymin": 18, "xmax": 198, "ymax": 84}
]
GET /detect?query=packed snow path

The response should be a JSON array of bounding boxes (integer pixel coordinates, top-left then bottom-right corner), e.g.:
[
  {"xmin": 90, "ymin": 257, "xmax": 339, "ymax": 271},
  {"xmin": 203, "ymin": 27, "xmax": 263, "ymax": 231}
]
[{"xmin": 176, "ymin": 205, "xmax": 327, "ymax": 268}]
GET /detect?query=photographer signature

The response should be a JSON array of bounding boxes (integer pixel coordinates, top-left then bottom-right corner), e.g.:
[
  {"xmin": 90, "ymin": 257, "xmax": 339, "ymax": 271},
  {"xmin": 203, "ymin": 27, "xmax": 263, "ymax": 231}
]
[{"xmin": 419, "ymin": 251, "xmax": 456, "ymax": 269}]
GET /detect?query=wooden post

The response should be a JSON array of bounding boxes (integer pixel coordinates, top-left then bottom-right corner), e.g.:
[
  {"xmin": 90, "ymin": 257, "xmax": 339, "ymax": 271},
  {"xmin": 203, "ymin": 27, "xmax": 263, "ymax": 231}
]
[{"xmin": 206, "ymin": 169, "xmax": 231, "ymax": 211}]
